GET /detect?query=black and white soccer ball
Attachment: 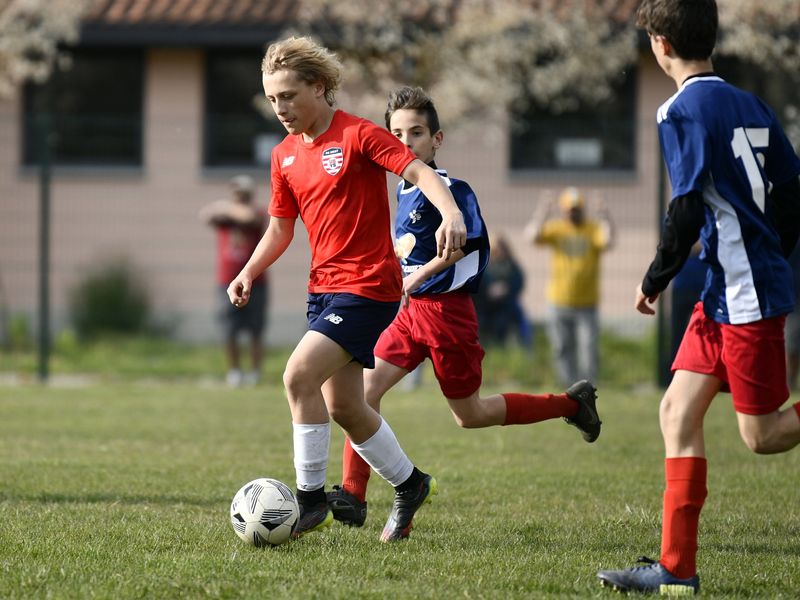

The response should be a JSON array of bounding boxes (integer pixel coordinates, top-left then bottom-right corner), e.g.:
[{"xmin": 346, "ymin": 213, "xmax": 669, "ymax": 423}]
[{"xmin": 230, "ymin": 478, "xmax": 299, "ymax": 547}]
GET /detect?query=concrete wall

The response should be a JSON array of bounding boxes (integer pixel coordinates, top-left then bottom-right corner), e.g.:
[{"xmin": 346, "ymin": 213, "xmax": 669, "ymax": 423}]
[{"xmin": 0, "ymin": 48, "xmax": 673, "ymax": 347}]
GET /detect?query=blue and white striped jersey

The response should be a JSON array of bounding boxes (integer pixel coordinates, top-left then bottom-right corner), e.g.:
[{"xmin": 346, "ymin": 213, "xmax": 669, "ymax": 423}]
[
  {"xmin": 394, "ymin": 169, "xmax": 489, "ymax": 295},
  {"xmin": 658, "ymin": 75, "xmax": 800, "ymax": 324}
]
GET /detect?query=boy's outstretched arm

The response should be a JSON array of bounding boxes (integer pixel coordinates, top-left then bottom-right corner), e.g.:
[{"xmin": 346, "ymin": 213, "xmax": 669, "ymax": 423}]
[
  {"xmin": 401, "ymin": 159, "xmax": 466, "ymax": 259},
  {"xmin": 400, "ymin": 249, "xmax": 467, "ymax": 308},
  {"xmin": 227, "ymin": 216, "xmax": 295, "ymax": 307}
]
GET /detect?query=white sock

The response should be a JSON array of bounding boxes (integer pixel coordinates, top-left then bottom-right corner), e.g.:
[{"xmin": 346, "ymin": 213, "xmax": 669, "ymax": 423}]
[
  {"xmin": 292, "ymin": 422, "xmax": 330, "ymax": 491},
  {"xmin": 350, "ymin": 418, "xmax": 413, "ymax": 487}
]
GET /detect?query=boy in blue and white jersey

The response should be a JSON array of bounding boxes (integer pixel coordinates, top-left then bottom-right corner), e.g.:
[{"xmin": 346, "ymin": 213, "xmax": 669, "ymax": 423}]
[
  {"xmin": 394, "ymin": 163, "xmax": 488, "ymax": 296},
  {"xmin": 598, "ymin": 0, "xmax": 800, "ymax": 595},
  {"xmin": 327, "ymin": 86, "xmax": 603, "ymax": 533}
]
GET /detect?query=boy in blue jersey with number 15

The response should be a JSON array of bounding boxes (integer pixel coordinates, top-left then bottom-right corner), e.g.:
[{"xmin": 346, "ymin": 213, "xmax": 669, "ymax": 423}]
[
  {"xmin": 326, "ymin": 86, "xmax": 602, "ymax": 538},
  {"xmin": 597, "ymin": 0, "xmax": 800, "ymax": 595}
]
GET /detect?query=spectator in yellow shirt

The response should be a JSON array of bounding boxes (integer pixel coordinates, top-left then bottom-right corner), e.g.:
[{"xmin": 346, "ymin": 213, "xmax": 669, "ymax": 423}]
[{"xmin": 525, "ymin": 187, "xmax": 614, "ymax": 385}]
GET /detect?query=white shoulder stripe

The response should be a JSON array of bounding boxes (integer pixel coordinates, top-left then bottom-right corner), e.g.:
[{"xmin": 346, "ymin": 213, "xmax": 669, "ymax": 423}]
[
  {"xmin": 657, "ymin": 76, "xmax": 724, "ymax": 123},
  {"xmin": 398, "ymin": 168, "xmax": 451, "ymax": 195}
]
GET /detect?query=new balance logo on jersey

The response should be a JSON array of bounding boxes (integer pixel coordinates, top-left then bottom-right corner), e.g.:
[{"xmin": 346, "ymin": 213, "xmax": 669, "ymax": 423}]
[
  {"xmin": 409, "ymin": 209, "xmax": 422, "ymax": 223},
  {"xmin": 324, "ymin": 313, "xmax": 343, "ymax": 325},
  {"xmin": 282, "ymin": 155, "xmax": 295, "ymax": 168}
]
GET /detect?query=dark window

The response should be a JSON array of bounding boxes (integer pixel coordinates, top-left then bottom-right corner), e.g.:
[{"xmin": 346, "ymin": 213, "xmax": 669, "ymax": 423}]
[
  {"xmin": 509, "ymin": 69, "xmax": 637, "ymax": 172},
  {"xmin": 24, "ymin": 48, "xmax": 144, "ymax": 166},
  {"xmin": 204, "ymin": 50, "xmax": 284, "ymax": 167}
]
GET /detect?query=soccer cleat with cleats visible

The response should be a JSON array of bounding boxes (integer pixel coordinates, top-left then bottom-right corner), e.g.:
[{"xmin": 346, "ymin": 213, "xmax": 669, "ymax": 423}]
[
  {"xmin": 326, "ymin": 484, "xmax": 368, "ymax": 527},
  {"xmin": 564, "ymin": 379, "xmax": 602, "ymax": 443},
  {"xmin": 291, "ymin": 501, "xmax": 333, "ymax": 539},
  {"xmin": 380, "ymin": 473, "xmax": 437, "ymax": 542},
  {"xmin": 597, "ymin": 556, "xmax": 700, "ymax": 595}
]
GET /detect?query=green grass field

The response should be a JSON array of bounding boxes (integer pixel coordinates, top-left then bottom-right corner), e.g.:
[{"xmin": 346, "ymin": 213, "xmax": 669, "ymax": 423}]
[{"xmin": 1, "ymin": 368, "xmax": 799, "ymax": 599}]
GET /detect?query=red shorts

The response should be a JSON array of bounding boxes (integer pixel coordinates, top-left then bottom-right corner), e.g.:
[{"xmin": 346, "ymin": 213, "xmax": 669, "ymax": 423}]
[
  {"xmin": 672, "ymin": 302, "xmax": 789, "ymax": 415},
  {"xmin": 373, "ymin": 292, "xmax": 484, "ymax": 399}
]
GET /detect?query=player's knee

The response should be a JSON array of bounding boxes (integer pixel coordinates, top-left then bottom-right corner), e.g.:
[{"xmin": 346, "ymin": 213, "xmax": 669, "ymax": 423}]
[
  {"xmin": 282, "ymin": 365, "xmax": 314, "ymax": 398},
  {"xmin": 325, "ymin": 401, "xmax": 349, "ymax": 426},
  {"xmin": 658, "ymin": 392, "xmax": 680, "ymax": 430},
  {"xmin": 452, "ymin": 414, "xmax": 476, "ymax": 428},
  {"xmin": 363, "ymin": 387, "xmax": 383, "ymax": 411},
  {"xmin": 740, "ymin": 429, "xmax": 773, "ymax": 454},
  {"xmin": 450, "ymin": 408, "xmax": 484, "ymax": 429}
]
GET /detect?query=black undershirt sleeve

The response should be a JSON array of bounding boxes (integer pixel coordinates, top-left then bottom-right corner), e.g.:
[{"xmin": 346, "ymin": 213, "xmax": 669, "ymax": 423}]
[
  {"xmin": 768, "ymin": 175, "xmax": 800, "ymax": 257},
  {"xmin": 461, "ymin": 237, "xmax": 481, "ymax": 255},
  {"xmin": 641, "ymin": 191, "xmax": 706, "ymax": 297}
]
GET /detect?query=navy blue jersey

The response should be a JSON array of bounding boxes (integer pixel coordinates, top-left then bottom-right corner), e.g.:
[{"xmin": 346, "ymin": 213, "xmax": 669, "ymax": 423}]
[
  {"xmin": 394, "ymin": 169, "xmax": 490, "ymax": 295},
  {"xmin": 658, "ymin": 75, "xmax": 800, "ymax": 324}
]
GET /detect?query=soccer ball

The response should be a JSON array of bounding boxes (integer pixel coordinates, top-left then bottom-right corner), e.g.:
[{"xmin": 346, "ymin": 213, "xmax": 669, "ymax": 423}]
[{"xmin": 230, "ymin": 478, "xmax": 299, "ymax": 547}]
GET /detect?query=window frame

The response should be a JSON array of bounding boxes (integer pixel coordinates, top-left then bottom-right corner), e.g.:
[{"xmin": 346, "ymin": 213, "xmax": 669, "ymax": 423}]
[
  {"xmin": 202, "ymin": 48, "xmax": 285, "ymax": 169},
  {"xmin": 508, "ymin": 68, "xmax": 639, "ymax": 176},
  {"xmin": 22, "ymin": 47, "xmax": 145, "ymax": 169}
]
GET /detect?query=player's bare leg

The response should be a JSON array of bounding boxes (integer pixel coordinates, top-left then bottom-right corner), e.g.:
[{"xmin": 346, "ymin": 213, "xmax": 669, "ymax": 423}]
[
  {"xmin": 659, "ymin": 370, "xmax": 718, "ymax": 457},
  {"xmin": 599, "ymin": 370, "xmax": 717, "ymax": 594},
  {"xmin": 736, "ymin": 407, "xmax": 800, "ymax": 454},
  {"xmin": 284, "ymin": 331, "xmax": 416, "ymax": 538},
  {"xmin": 225, "ymin": 334, "xmax": 243, "ymax": 386},
  {"xmin": 446, "ymin": 391, "xmax": 505, "ymax": 427},
  {"xmin": 246, "ymin": 333, "xmax": 264, "ymax": 385},
  {"xmin": 364, "ymin": 357, "xmax": 410, "ymax": 412},
  {"xmin": 283, "ymin": 331, "xmax": 352, "ymax": 538},
  {"xmin": 288, "ymin": 335, "xmax": 434, "ymax": 541},
  {"xmin": 329, "ymin": 358, "xmax": 416, "ymax": 528},
  {"xmin": 446, "ymin": 382, "xmax": 600, "ymax": 442}
]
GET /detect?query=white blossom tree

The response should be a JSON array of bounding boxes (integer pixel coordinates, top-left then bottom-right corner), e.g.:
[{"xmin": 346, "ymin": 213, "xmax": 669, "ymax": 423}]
[
  {"xmin": 286, "ymin": 0, "xmax": 638, "ymax": 126},
  {"xmin": 717, "ymin": 0, "xmax": 800, "ymax": 71},
  {"xmin": 282, "ymin": 0, "xmax": 800, "ymax": 141},
  {"xmin": 716, "ymin": 0, "xmax": 800, "ymax": 148},
  {"xmin": 0, "ymin": 0, "xmax": 89, "ymax": 98}
]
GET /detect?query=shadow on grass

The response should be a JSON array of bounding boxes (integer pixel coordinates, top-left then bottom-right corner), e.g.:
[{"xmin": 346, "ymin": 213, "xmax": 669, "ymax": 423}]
[
  {"xmin": 712, "ymin": 539, "xmax": 800, "ymax": 556},
  {"xmin": 0, "ymin": 490, "xmax": 226, "ymax": 507}
]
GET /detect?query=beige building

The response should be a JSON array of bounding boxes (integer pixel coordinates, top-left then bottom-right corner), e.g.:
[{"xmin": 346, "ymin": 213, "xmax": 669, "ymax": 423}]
[{"xmin": 0, "ymin": 1, "xmax": 781, "ymax": 347}]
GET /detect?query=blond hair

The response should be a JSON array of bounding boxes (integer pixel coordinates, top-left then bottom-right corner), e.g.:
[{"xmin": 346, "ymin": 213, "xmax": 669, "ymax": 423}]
[{"xmin": 261, "ymin": 36, "xmax": 343, "ymax": 106}]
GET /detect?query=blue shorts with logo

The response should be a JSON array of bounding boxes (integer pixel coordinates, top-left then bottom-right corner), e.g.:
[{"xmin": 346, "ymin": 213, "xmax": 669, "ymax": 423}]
[{"xmin": 307, "ymin": 293, "xmax": 399, "ymax": 368}]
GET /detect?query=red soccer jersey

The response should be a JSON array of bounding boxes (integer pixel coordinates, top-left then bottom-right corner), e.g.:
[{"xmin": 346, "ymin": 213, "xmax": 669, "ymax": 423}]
[
  {"xmin": 269, "ymin": 110, "xmax": 415, "ymax": 302},
  {"xmin": 216, "ymin": 225, "xmax": 265, "ymax": 285}
]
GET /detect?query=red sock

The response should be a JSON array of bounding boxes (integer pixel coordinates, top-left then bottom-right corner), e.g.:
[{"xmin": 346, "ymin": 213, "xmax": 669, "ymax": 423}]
[
  {"xmin": 660, "ymin": 457, "xmax": 708, "ymax": 579},
  {"xmin": 341, "ymin": 437, "xmax": 371, "ymax": 502},
  {"xmin": 793, "ymin": 402, "xmax": 800, "ymax": 421},
  {"xmin": 502, "ymin": 392, "xmax": 578, "ymax": 425}
]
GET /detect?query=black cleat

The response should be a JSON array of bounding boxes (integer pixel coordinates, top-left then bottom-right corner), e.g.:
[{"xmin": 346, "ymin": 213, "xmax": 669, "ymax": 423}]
[
  {"xmin": 326, "ymin": 485, "xmax": 368, "ymax": 527},
  {"xmin": 597, "ymin": 556, "xmax": 700, "ymax": 595},
  {"xmin": 380, "ymin": 473, "xmax": 437, "ymax": 542},
  {"xmin": 564, "ymin": 380, "xmax": 601, "ymax": 443},
  {"xmin": 291, "ymin": 501, "xmax": 333, "ymax": 539}
]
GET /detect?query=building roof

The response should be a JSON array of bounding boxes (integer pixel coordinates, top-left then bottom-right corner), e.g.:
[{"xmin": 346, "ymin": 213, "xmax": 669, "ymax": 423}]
[
  {"xmin": 80, "ymin": 0, "xmax": 641, "ymax": 25},
  {"xmin": 75, "ymin": 0, "xmax": 294, "ymax": 46},
  {"xmin": 82, "ymin": 0, "xmax": 296, "ymax": 26},
  {"xmin": 0, "ymin": 0, "xmax": 642, "ymax": 47}
]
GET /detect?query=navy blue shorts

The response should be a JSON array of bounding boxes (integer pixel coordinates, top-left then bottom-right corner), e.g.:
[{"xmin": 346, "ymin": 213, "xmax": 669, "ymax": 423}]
[{"xmin": 307, "ymin": 293, "xmax": 399, "ymax": 368}]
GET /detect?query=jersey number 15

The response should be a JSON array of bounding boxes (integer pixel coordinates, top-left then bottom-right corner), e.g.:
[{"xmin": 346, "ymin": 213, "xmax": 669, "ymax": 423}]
[{"xmin": 731, "ymin": 126, "xmax": 770, "ymax": 213}]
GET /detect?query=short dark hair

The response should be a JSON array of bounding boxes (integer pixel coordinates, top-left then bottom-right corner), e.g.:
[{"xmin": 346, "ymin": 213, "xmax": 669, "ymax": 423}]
[
  {"xmin": 384, "ymin": 86, "xmax": 441, "ymax": 133},
  {"xmin": 636, "ymin": 0, "xmax": 718, "ymax": 61}
]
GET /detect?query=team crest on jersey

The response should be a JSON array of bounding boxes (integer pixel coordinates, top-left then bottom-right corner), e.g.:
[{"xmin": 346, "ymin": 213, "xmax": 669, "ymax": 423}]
[{"xmin": 321, "ymin": 147, "xmax": 344, "ymax": 175}]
